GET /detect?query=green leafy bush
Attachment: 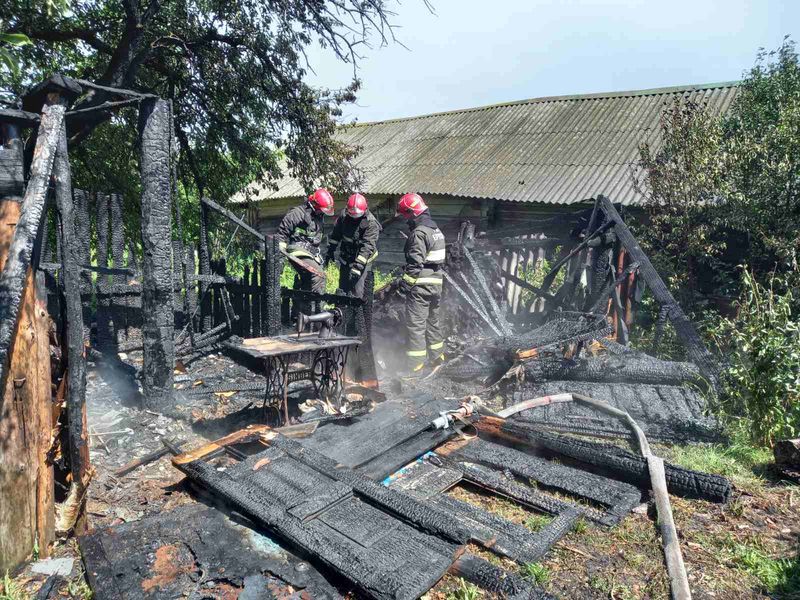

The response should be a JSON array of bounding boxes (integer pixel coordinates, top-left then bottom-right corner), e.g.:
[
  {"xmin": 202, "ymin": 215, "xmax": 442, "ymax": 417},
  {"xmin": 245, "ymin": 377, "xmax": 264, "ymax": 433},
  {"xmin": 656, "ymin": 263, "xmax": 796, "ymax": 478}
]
[
  {"xmin": 707, "ymin": 269, "xmax": 800, "ymax": 446},
  {"xmin": 280, "ymin": 263, "xmax": 391, "ymax": 293}
]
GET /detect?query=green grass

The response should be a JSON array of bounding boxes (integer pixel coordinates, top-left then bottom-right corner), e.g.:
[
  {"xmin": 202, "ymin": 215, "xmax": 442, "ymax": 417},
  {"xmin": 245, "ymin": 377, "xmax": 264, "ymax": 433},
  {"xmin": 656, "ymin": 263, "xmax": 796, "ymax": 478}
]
[
  {"xmin": 662, "ymin": 440, "xmax": 772, "ymax": 489},
  {"xmin": 446, "ymin": 578, "xmax": 482, "ymax": 600},
  {"xmin": 588, "ymin": 575, "xmax": 636, "ymax": 600},
  {"xmin": 733, "ymin": 546, "xmax": 800, "ymax": 594},
  {"xmin": 572, "ymin": 517, "xmax": 588, "ymax": 534},
  {"xmin": 1, "ymin": 571, "xmax": 28, "ymax": 600},
  {"xmin": 67, "ymin": 578, "xmax": 93, "ymax": 599},
  {"xmin": 521, "ymin": 562, "xmax": 550, "ymax": 585},
  {"xmin": 524, "ymin": 513, "xmax": 553, "ymax": 532}
]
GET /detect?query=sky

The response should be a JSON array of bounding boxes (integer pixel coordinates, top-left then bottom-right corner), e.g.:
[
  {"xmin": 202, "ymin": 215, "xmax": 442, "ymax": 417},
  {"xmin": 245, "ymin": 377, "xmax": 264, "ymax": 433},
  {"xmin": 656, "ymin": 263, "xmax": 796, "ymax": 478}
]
[{"xmin": 305, "ymin": 0, "xmax": 798, "ymax": 123}]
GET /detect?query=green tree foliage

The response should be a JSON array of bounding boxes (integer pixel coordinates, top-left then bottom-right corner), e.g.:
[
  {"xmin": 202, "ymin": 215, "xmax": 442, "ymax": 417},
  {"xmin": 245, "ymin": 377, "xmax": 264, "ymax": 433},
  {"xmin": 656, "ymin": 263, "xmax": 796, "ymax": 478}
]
[
  {"xmin": 634, "ymin": 38, "xmax": 800, "ymax": 308},
  {"xmin": 707, "ymin": 269, "xmax": 800, "ymax": 446},
  {"xmin": 1, "ymin": 0, "xmax": 398, "ymax": 226}
]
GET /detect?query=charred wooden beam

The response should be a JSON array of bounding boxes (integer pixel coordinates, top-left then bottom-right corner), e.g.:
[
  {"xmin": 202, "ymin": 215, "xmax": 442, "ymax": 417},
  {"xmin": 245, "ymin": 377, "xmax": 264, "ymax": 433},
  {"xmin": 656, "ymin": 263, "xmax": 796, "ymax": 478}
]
[
  {"xmin": 21, "ymin": 74, "xmax": 82, "ymax": 114},
  {"xmin": 138, "ymin": 98, "xmax": 174, "ymax": 410},
  {"xmin": 597, "ymin": 196, "xmax": 718, "ymax": 384},
  {"xmin": 0, "ymin": 103, "xmax": 64, "ymax": 392},
  {"xmin": 53, "ymin": 113, "xmax": 90, "ymax": 512},
  {"xmin": 450, "ymin": 554, "xmax": 554, "ymax": 600},
  {"xmin": 201, "ymin": 196, "xmax": 264, "ymax": 241},
  {"xmin": 0, "ymin": 108, "xmax": 40, "ymax": 128},
  {"xmin": 73, "ymin": 78, "xmax": 157, "ymax": 100},
  {"xmin": 65, "ymin": 98, "xmax": 141, "ymax": 119},
  {"xmin": 487, "ymin": 419, "xmax": 732, "ymax": 503}
]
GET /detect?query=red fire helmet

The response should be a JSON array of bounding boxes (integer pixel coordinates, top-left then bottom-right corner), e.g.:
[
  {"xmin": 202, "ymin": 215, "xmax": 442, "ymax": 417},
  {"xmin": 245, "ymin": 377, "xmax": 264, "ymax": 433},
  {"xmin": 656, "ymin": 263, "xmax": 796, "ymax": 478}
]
[
  {"xmin": 346, "ymin": 193, "xmax": 368, "ymax": 218},
  {"xmin": 396, "ymin": 193, "xmax": 428, "ymax": 218},
  {"xmin": 307, "ymin": 188, "xmax": 335, "ymax": 216}
]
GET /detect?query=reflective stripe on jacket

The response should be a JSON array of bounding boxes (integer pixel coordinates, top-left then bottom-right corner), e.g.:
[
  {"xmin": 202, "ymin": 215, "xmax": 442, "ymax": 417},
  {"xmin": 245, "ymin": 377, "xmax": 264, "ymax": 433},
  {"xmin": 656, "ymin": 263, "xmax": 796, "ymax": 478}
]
[
  {"xmin": 403, "ymin": 212, "xmax": 446, "ymax": 287},
  {"xmin": 276, "ymin": 203, "xmax": 324, "ymax": 257},
  {"xmin": 327, "ymin": 209, "xmax": 381, "ymax": 268}
]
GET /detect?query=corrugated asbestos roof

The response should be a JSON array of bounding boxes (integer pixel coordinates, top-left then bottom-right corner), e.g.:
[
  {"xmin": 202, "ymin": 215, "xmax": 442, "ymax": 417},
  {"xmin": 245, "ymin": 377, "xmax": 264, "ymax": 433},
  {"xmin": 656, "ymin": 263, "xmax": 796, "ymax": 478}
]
[{"xmin": 242, "ymin": 82, "xmax": 739, "ymax": 206}]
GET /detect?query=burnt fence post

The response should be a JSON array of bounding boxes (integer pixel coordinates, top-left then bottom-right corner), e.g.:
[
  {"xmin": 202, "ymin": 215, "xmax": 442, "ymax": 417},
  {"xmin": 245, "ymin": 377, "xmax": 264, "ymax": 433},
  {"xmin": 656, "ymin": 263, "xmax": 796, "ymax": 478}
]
[
  {"xmin": 265, "ymin": 235, "xmax": 282, "ymax": 336},
  {"xmin": 138, "ymin": 98, "xmax": 174, "ymax": 410}
]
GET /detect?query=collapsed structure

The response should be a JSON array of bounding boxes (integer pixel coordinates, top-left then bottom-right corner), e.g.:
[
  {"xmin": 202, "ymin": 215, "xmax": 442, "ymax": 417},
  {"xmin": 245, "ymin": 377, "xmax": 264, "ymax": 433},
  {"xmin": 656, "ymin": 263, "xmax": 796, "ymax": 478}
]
[{"xmin": 1, "ymin": 74, "xmax": 728, "ymax": 600}]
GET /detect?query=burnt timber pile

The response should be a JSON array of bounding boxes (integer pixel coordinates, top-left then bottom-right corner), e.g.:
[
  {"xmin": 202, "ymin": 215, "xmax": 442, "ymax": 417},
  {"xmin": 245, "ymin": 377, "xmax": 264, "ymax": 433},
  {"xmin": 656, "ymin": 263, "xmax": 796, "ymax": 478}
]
[{"xmin": 0, "ymin": 74, "xmax": 734, "ymax": 600}]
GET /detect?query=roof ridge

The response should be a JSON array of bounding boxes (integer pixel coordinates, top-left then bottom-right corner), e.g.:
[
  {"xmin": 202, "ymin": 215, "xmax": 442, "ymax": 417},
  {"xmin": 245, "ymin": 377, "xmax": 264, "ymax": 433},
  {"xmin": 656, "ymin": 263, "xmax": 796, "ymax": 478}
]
[{"xmin": 339, "ymin": 81, "xmax": 740, "ymax": 128}]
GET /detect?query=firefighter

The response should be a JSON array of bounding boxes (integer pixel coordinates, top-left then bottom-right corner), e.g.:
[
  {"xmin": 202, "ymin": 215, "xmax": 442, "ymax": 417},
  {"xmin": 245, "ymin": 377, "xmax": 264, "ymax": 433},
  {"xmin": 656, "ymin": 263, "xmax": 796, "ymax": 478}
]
[
  {"xmin": 325, "ymin": 193, "xmax": 381, "ymax": 298},
  {"xmin": 396, "ymin": 193, "xmax": 446, "ymax": 373},
  {"xmin": 276, "ymin": 188, "xmax": 335, "ymax": 314}
]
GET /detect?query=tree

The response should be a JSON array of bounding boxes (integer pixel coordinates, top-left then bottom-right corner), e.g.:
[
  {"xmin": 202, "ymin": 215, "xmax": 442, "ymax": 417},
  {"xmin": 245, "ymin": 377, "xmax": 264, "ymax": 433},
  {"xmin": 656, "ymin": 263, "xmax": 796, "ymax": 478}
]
[
  {"xmin": 1, "ymin": 0, "xmax": 401, "ymax": 209},
  {"xmin": 634, "ymin": 38, "xmax": 800, "ymax": 310}
]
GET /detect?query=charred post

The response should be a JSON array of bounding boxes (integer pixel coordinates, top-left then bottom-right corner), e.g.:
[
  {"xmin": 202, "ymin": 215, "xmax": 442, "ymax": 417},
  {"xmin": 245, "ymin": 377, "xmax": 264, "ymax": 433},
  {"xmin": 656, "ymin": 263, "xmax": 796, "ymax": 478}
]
[
  {"xmin": 53, "ymin": 103, "xmax": 90, "ymax": 517},
  {"xmin": 138, "ymin": 98, "xmax": 175, "ymax": 410},
  {"xmin": 265, "ymin": 235, "xmax": 282, "ymax": 336},
  {"xmin": 198, "ymin": 199, "xmax": 212, "ymax": 331},
  {"xmin": 73, "ymin": 189, "xmax": 92, "ymax": 342},
  {"xmin": 94, "ymin": 192, "xmax": 112, "ymax": 350},
  {"xmin": 110, "ymin": 192, "xmax": 127, "ymax": 344}
]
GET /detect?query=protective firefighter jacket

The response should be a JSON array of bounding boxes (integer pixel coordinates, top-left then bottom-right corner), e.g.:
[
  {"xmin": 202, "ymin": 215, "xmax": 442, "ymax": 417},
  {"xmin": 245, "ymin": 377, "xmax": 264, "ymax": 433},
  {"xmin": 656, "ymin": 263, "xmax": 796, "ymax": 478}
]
[
  {"xmin": 402, "ymin": 213, "xmax": 446, "ymax": 287},
  {"xmin": 276, "ymin": 203, "xmax": 324, "ymax": 261},
  {"xmin": 327, "ymin": 209, "xmax": 381, "ymax": 270}
]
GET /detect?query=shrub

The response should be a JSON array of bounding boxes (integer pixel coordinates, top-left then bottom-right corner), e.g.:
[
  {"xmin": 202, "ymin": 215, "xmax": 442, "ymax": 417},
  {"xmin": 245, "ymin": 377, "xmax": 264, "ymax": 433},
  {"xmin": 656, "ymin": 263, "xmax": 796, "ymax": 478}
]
[{"xmin": 707, "ymin": 268, "xmax": 800, "ymax": 446}]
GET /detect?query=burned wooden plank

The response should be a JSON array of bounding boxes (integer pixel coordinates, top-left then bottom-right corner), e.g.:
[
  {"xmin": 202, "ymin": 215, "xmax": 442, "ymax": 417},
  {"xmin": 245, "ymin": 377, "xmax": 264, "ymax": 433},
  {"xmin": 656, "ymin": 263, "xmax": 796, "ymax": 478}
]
[
  {"xmin": 390, "ymin": 455, "xmax": 584, "ymax": 563},
  {"xmin": 299, "ymin": 393, "xmax": 450, "ymax": 469},
  {"xmin": 447, "ymin": 438, "xmax": 641, "ymax": 525},
  {"xmin": 512, "ymin": 380, "xmax": 720, "ymax": 442},
  {"xmin": 356, "ymin": 426, "xmax": 457, "ymax": 481},
  {"xmin": 264, "ymin": 433, "xmax": 472, "ymax": 545},
  {"xmin": 138, "ymin": 98, "xmax": 175, "ymax": 410},
  {"xmin": 424, "ymin": 492, "xmax": 579, "ymax": 565},
  {"xmin": 78, "ymin": 503, "xmax": 339, "ymax": 600},
  {"xmin": 175, "ymin": 436, "xmax": 463, "ymax": 600},
  {"xmin": 0, "ymin": 102, "xmax": 64, "ymax": 392}
]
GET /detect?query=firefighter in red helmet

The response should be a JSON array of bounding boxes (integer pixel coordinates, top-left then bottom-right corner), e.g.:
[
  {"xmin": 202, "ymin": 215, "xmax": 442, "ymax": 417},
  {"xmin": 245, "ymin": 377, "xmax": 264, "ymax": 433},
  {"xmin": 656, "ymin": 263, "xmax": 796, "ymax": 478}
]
[
  {"xmin": 325, "ymin": 193, "xmax": 381, "ymax": 298},
  {"xmin": 277, "ymin": 188, "xmax": 334, "ymax": 314},
  {"xmin": 396, "ymin": 193, "xmax": 446, "ymax": 373}
]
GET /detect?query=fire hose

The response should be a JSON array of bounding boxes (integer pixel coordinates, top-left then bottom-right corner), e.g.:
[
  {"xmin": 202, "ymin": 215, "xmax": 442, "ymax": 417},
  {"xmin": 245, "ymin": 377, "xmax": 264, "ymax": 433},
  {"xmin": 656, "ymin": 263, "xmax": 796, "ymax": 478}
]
[{"xmin": 491, "ymin": 392, "xmax": 691, "ymax": 600}]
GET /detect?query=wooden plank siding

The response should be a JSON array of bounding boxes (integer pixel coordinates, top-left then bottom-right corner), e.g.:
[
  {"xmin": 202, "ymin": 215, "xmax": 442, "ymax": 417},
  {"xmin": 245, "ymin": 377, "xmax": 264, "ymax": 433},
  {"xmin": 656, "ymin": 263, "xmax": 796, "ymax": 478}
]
[{"xmin": 249, "ymin": 195, "xmax": 607, "ymax": 314}]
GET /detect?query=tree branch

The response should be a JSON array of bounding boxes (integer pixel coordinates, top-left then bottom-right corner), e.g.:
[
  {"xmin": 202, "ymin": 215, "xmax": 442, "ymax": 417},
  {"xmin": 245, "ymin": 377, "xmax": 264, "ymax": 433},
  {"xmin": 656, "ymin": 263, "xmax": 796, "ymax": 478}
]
[{"xmin": 9, "ymin": 25, "xmax": 113, "ymax": 54}]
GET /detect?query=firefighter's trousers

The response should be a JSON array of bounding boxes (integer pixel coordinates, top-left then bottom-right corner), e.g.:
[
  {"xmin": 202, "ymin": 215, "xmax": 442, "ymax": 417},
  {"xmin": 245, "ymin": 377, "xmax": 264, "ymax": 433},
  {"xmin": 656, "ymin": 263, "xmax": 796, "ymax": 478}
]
[
  {"xmin": 291, "ymin": 256, "xmax": 325, "ymax": 317},
  {"xmin": 405, "ymin": 284, "xmax": 444, "ymax": 371}
]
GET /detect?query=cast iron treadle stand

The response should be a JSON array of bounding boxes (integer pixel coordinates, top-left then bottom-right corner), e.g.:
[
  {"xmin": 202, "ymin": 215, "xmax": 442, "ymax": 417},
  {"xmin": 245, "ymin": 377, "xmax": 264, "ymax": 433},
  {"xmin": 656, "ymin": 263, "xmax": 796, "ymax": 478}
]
[{"xmin": 227, "ymin": 335, "xmax": 360, "ymax": 426}]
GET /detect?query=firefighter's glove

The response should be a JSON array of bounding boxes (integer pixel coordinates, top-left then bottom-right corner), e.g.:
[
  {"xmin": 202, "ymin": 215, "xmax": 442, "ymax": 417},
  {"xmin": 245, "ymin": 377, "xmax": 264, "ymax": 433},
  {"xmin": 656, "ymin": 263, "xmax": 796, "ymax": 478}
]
[
  {"xmin": 349, "ymin": 267, "xmax": 362, "ymax": 285},
  {"xmin": 398, "ymin": 278, "xmax": 413, "ymax": 297}
]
